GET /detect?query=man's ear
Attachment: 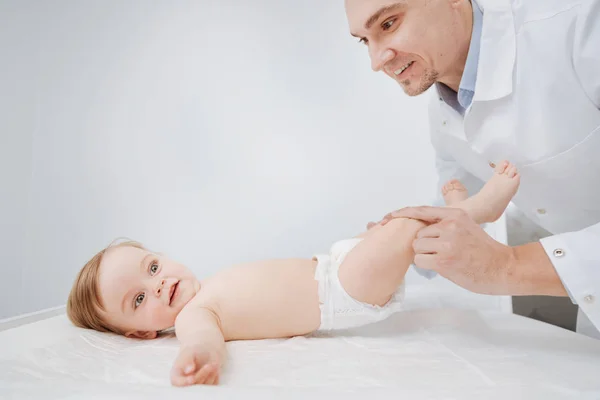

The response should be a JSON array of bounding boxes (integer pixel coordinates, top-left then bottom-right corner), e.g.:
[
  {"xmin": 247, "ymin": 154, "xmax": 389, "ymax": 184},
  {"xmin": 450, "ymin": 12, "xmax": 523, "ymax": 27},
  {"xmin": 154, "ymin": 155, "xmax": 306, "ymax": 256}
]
[{"xmin": 125, "ymin": 330, "xmax": 158, "ymax": 340}]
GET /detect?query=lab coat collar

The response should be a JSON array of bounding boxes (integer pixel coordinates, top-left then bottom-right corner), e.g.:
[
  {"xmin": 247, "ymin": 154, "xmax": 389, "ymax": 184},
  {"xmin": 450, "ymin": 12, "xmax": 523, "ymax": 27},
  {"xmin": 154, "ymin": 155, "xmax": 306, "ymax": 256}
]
[{"xmin": 471, "ymin": 0, "xmax": 517, "ymax": 102}]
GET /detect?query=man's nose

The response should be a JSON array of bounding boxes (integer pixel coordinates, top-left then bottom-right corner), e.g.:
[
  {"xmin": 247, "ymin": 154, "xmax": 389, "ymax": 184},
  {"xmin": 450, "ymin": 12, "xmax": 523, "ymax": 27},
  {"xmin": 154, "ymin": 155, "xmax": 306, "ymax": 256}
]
[
  {"xmin": 155, "ymin": 279, "xmax": 166, "ymax": 297},
  {"xmin": 371, "ymin": 48, "xmax": 395, "ymax": 72}
]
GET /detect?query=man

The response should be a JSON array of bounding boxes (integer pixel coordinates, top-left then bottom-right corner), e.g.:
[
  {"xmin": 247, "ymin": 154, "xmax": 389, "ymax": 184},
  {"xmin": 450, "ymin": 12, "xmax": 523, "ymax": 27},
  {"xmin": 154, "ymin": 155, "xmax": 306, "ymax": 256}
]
[{"xmin": 344, "ymin": 0, "xmax": 600, "ymax": 337}]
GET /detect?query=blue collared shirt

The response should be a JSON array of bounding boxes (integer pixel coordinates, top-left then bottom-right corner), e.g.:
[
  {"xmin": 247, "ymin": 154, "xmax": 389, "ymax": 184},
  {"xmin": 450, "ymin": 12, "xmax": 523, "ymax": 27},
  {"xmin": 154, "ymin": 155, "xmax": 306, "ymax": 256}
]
[
  {"xmin": 438, "ymin": 0, "xmax": 483, "ymax": 115},
  {"xmin": 458, "ymin": 0, "xmax": 483, "ymax": 110}
]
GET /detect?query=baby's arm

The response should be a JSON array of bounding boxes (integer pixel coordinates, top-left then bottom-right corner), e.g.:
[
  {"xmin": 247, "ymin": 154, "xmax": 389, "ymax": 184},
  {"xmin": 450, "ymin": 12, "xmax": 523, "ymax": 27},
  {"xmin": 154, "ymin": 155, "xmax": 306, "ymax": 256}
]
[
  {"xmin": 170, "ymin": 306, "xmax": 225, "ymax": 386},
  {"xmin": 171, "ymin": 258, "xmax": 322, "ymax": 386},
  {"xmin": 340, "ymin": 217, "xmax": 426, "ymax": 306}
]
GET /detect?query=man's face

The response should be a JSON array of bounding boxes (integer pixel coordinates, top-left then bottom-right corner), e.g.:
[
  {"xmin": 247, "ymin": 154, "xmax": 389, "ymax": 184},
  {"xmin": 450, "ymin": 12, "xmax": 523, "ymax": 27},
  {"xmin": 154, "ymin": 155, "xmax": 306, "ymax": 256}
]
[{"xmin": 345, "ymin": 0, "xmax": 472, "ymax": 96}]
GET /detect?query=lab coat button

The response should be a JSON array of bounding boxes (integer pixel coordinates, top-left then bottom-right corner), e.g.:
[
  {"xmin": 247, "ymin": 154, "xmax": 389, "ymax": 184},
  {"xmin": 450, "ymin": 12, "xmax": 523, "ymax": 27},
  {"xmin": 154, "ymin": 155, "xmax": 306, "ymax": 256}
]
[
  {"xmin": 443, "ymin": 121, "xmax": 447, "ymax": 126},
  {"xmin": 584, "ymin": 295, "xmax": 594, "ymax": 304},
  {"xmin": 489, "ymin": 161, "xmax": 496, "ymax": 168},
  {"xmin": 537, "ymin": 209, "xmax": 547, "ymax": 215},
  {"xmin": 553, "ymin": 249, "xmax": 565, "ymax": 258}
]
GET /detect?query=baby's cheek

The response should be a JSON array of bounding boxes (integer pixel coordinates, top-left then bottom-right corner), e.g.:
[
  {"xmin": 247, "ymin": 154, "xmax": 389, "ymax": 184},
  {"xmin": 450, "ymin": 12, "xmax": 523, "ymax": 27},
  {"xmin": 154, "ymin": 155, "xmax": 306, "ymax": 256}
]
[
  {"xmin": 174, "ymin": 263, "xmax": 194, "ymax": 277},
  {"xmin": 148, "ymin": 304, "xmax": 176, "ymax": 328}
]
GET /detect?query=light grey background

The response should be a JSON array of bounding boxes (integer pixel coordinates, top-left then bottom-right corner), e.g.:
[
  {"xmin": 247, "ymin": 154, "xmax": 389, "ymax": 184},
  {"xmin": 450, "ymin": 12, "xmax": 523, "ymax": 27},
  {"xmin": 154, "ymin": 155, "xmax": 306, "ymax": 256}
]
[{"xmin": 0, "ymin": 0, "xmax": 439, "ymax": 319}]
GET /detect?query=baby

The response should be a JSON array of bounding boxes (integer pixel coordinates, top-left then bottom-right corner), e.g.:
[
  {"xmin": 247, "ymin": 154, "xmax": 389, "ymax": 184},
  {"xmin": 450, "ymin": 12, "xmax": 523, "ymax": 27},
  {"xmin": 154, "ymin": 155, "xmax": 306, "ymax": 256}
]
[{"xmin": 67, "ymin": 161, "xmax": 520, "ymax": 387}]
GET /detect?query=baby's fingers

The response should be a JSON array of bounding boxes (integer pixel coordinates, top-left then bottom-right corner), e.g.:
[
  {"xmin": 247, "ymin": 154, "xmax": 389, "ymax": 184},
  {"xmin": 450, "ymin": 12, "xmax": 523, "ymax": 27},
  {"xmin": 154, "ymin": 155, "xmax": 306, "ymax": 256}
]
[
  {"xmin": 170, "ymin": 366, "xmax": 209, "ymax": 387},
  {"xmin": 171, "ymin": 371, "xmax": 193, "ymax": 387},
  {"xmin": 204, "ymin": 365, "xmax": 220, "ymax": 385},
  {"xmin": 173, "ymin": 354, "xmax": 196, "ymax": 375},
  {"xmin": 189, "ymin": 363, "xmax": 218, "ymax": 386},
  {"xmin": 170, "ymin": 361, "xmax": 197, "ymax": 386}
]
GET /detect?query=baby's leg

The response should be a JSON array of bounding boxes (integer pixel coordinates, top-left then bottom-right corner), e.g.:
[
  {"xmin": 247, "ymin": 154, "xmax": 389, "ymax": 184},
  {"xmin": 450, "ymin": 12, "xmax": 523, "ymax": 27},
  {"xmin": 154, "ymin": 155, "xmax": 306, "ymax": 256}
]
[
  {"xmin": 338, "ymin": 217, "xmax": 425, "ymax": 307},
  {"xmin": 338, "ymin": 177, "xmax": 471, "ymax": 306},
  {"xmin": 449, "ymin": 160, "xmax": 520, "ymax": 224},
  {"xmin": 337, "ymin": 161, "xmax": 519, "ymax": 308}
]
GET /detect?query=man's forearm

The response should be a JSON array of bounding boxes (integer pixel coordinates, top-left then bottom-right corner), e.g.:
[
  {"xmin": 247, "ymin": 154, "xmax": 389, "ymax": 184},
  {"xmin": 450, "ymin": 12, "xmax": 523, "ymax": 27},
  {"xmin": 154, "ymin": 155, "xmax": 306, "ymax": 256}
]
[{"xmin": 509, "ymin": 242, "xmax": 569, "ymax": 297}]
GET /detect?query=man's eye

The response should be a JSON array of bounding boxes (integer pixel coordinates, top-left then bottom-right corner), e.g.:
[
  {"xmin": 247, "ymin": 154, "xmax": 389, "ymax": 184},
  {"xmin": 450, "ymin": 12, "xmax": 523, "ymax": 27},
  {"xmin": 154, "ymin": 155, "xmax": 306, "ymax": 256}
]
[
  {"xmin": 150, "ymin": 263, "xmax": 159, "ymax": 275},
  {"xmin": 382, "ymin": 18, "xmax": 396, "ymax": 30},
  {"xmin": 135, "ymin": 293, "xmax": 145, "ymax": 308}
]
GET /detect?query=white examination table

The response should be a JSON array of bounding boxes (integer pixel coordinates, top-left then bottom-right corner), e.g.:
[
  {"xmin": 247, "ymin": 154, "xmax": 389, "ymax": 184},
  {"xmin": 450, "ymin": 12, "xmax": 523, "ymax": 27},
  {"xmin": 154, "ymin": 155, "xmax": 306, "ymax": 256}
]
[{"xmin": 2, "ymin": 217, "xmax": 600, "ymax": 399}]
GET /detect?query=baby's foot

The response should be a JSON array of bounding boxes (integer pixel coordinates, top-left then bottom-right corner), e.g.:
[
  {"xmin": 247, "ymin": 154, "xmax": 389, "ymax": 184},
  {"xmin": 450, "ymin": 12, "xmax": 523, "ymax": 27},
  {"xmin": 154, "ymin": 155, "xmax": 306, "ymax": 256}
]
[
  {"xmin": 442, "ymin": 179, "xmax": 469, "ymax": 205},
  {"xmin": 469, "ymin": 160, "xmax": 520, "ymax": 223}
]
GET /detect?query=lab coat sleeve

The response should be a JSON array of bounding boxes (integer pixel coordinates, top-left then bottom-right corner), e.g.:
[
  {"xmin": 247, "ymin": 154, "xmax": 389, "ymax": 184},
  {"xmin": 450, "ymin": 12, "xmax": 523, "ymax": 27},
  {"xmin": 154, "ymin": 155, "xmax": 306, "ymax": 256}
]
[
  {"xmin": 539, "ymin": 224, "xmax": 600, "ymax": 330},
  {"xmin": 541, "ymin": 0, "xmax": 600, "ymax": 330},
  {"xmin": 573, "ymin": 0, "xmax": 600, "ymax": 108},
  {"xmin": 412, "ymin": 93, "xmax": 486, "ymax": 279}
]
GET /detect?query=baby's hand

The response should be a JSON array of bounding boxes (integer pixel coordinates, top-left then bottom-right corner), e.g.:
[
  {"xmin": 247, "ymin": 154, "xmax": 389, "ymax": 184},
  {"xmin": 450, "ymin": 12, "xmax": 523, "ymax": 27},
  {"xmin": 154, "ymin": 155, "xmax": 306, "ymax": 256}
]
[{"xmin": 170, "ymin": 345, "xmax": 221, "ymax": 386}]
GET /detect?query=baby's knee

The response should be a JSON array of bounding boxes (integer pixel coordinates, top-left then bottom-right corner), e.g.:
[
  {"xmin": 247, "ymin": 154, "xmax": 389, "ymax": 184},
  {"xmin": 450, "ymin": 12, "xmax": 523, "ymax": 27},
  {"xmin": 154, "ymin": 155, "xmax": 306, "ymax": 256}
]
[{"xmin": 313, "ymin": 239, "xmax": 405, "ymax": 332}]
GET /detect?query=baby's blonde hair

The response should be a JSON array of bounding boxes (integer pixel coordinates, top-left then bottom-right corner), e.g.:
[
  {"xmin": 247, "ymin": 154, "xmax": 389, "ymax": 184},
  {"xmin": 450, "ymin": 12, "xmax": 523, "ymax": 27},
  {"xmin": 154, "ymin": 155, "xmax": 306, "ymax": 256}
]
[{"xmin": 66, "ymin": 239, "xmax": 147, "ymax": 334}]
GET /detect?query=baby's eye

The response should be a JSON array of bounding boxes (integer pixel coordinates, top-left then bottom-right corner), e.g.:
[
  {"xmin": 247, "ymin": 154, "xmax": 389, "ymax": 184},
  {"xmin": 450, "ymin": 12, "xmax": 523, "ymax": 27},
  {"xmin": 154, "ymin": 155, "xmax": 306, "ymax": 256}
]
[
  {"xmin": 135, "ymin": 293, "xmax": 145, "ymax": 308},
  {"xmin": 149, "ymin": 262, "xmax": 159, "ymax": 275},
  {"xmin": 382, "ymin": 18, "xmax": 396, "ymax": 30}
]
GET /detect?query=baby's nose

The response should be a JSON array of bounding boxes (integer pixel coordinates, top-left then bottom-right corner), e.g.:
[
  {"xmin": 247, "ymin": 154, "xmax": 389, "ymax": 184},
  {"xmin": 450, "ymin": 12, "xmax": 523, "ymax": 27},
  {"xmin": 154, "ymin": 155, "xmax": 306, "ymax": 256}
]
[{"xmin": 155, "ymin": 279, "xmax": 166, "ymax": 297}]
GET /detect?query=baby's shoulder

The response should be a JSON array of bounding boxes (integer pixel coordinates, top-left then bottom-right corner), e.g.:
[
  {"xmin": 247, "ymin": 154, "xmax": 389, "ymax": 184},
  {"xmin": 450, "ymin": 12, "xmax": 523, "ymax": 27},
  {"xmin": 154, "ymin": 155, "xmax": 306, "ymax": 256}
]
[{"xmin": 188, "ymin": 279, "xmax": 220, "ymax": 307}]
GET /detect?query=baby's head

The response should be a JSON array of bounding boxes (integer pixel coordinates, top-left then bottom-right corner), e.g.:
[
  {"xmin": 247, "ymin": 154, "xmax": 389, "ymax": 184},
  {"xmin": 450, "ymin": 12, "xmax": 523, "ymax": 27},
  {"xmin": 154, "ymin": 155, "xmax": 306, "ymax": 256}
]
[{"xmin": 67, "ymin": 240, "xmax": 200, "ymax": 339}]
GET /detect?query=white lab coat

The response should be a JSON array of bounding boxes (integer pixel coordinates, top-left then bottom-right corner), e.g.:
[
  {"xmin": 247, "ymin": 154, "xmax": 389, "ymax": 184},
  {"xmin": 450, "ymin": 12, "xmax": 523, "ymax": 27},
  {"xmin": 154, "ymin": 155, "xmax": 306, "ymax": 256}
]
[{"xmin": 427, "ymin": 0, "xmax": 600, "ymax": 336}]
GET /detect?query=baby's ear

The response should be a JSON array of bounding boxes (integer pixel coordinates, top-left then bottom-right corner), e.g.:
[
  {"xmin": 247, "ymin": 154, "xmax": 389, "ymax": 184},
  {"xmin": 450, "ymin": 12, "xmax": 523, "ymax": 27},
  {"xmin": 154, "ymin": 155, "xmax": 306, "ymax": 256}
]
[{"xmin": 125, "ymin": 330, "xmax": 158, "ymax": 340}]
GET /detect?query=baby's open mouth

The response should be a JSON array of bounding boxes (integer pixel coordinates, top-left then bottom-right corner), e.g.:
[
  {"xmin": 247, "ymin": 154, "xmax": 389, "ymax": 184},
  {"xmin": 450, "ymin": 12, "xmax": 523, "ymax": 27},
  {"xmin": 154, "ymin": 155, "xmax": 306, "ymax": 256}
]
[{"xmin": 169, "ymin": 281, "xmax": 179, "ymax": 305}]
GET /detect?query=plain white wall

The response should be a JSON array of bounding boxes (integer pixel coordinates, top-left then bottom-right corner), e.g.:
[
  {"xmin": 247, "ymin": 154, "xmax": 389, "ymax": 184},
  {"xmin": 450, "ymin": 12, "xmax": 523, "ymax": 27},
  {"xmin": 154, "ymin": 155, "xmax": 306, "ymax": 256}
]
[
  {"xmin": 1, "ymin": 0, "xmax": 438, "ymax": 319},
  {"xmin": 0, "ymin": 1, "xmax": 37, "ymax": 319}
]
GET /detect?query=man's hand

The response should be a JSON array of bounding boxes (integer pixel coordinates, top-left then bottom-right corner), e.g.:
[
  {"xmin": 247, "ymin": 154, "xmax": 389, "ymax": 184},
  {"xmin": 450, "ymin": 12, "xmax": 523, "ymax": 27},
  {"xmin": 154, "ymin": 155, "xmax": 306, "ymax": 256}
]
[
  {"xmin": 381, "ymin": 206, "xmax": 518, "ymax": 295},
  {"xmin": 170, "ymin": 345, "xmax": 221, "ymax": 386}
]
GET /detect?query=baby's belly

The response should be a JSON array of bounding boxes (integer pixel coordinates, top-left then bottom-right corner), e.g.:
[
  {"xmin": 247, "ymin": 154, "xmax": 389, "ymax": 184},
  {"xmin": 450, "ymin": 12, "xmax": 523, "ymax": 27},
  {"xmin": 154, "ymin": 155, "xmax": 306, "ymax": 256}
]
[{"xmin": 216, "ymin": 258, "xmax": 322, "ymax": 340}]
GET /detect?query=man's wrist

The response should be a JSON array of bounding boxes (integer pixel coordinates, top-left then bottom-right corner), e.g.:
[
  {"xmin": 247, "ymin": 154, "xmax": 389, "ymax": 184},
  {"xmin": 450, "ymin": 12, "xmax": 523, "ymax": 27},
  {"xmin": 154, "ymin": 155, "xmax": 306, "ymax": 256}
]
[{"xmin": 507, "ymin": 242, "xmax": 569, "ymax": 297}]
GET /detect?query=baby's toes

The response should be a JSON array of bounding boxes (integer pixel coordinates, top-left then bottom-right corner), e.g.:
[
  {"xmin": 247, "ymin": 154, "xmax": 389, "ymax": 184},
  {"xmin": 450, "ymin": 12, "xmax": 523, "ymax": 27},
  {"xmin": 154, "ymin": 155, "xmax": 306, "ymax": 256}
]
[
  {"xmin": 495, "ymin": 160, "xmax": 509, "ymax": 175},
  {"xmin": 452, "ymin": 180, "xmax": 466, "ymax": 192},
  {"xmin": 442, "ymin": 179, "xmax": 458, "ymax": 194},
  {"xmin": 507, "ymin": 165, "xmax": 518, "ymax": 178}
]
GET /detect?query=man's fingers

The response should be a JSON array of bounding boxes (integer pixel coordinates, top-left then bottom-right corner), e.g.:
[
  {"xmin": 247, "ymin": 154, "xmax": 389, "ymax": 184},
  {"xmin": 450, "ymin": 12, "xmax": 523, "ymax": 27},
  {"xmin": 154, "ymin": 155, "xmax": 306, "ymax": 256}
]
[
  {"xmin": 382, "ymin": 206, "xmax": 463, "ymax": 225},
  {"xmin": 366, "ymin": 221, "xmax": 376, "ymax": 230},
  {"xmin": 413, "ymin": 254, "xmax": 439, "ymax": 271},
  {"xmin": 412, "ymin": 238, "xmax": 443, "ymax": 254},
  {"xmin": 415, "ymin": 224, "xmax": 442, "ymax": 239}
]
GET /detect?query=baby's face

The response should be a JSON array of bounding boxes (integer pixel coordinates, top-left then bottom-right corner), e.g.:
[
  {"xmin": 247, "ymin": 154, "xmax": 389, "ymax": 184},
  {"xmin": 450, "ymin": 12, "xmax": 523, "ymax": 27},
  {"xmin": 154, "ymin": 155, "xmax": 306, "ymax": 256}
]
[{"xmin": 98, "ymin": 245, "xmax": 200, "ymax": 338}]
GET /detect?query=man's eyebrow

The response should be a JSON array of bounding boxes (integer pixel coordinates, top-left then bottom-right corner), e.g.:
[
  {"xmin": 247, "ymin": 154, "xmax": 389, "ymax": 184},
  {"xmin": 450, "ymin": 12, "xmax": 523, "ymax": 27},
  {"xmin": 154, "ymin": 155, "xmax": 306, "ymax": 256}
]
[
  {"xmin": 351, "ymin": 2, "xmax": 406, "ymax": 37},
  {"xmin": 365, "ymin": 3, "xmax": 405, "ymax": 29}
]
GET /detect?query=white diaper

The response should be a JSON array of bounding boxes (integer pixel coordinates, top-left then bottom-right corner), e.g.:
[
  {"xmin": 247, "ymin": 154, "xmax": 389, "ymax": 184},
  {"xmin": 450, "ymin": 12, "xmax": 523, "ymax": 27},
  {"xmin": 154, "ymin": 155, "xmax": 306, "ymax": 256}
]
[{"xmin": 313, "ymin": 238, "xmax": 405, "ymax": 332}]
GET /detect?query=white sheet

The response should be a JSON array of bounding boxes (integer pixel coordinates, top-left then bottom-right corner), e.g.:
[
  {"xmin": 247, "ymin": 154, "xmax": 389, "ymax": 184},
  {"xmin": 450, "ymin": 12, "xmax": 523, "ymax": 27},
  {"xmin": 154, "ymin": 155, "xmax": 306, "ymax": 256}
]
[
  {"xmin": 3, "ymin": 217, "xmax": 600, "ymax": 399},
  {"xmin": 1, "ymin": 307, "xmax": 600, "ymax": 399}
]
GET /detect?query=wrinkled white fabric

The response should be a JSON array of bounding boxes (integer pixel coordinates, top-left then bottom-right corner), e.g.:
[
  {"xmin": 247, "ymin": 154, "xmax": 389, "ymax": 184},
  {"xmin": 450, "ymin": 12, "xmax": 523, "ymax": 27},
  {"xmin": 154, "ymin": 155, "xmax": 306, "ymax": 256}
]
[{"xmin": 2, "ymin": 309, "xmax": 600, "ymax": 399}]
